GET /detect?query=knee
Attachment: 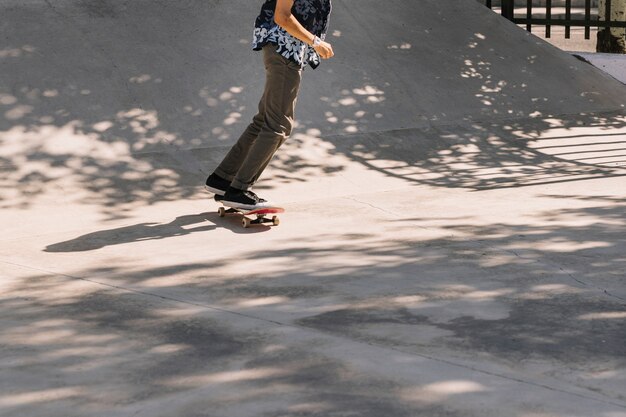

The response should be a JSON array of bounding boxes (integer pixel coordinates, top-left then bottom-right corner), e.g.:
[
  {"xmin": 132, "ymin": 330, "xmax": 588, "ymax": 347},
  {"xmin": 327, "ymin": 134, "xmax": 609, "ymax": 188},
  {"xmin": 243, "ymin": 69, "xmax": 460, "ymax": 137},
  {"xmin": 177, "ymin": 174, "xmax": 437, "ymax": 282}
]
[{"xmin": 263, "ymin": 113, "xmax": 294, "ymax": 138}]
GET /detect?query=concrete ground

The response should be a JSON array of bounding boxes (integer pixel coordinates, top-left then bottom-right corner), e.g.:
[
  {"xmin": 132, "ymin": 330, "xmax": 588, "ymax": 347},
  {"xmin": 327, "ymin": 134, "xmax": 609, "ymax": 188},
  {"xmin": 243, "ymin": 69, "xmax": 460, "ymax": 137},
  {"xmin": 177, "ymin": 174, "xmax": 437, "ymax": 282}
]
[
  {"xmin": 574, "ymin": 53, "xmax": 626, "ymax": 84},
  {"xmin": 1, "ymin": 1, "xmax": 625, "ymax": 416}
]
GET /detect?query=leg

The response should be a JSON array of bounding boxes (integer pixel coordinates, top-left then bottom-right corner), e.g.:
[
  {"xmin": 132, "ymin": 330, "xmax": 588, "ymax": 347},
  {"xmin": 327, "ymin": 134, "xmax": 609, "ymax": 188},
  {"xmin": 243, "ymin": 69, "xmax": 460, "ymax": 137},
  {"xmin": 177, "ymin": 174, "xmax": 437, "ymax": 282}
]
[
  {"xmin": 213, "ymin": 106, "xmax": 266, "ymax": 183},
  {"xmin": 229, "ymin": 45, "xmax": 302, "ymax": 191}
]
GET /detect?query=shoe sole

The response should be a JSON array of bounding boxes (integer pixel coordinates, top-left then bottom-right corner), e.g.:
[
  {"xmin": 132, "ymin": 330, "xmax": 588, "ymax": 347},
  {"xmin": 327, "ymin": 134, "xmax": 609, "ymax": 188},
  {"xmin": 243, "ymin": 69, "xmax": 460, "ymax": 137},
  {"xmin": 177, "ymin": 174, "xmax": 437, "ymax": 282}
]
[
  {"xmin": 221, "ymin": 200, "xmax": 258, "ymax": 210},
  {"xmin": 204, "ymin": 184, "xmax": 226, "ymax": 196},
  {"xmin": 221, "ymin": 199, "xmax": 273, "ymax": 211}
]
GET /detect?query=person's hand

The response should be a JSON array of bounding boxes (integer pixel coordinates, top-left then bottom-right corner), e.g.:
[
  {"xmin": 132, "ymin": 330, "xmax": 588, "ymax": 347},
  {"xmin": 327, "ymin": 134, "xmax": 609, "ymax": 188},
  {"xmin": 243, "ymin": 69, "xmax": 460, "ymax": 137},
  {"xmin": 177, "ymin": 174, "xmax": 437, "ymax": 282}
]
[{"xmin": 314, "ymin": 41, "xmax": 334, "ymax": 59}]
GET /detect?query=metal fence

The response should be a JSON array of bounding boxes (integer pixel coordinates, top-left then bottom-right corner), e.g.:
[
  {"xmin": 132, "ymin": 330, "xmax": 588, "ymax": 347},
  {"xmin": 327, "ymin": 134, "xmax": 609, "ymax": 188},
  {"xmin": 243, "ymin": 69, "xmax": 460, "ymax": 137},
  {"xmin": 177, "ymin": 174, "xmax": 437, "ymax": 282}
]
[{"xmin": 485, "ymin": 0, "xmax": 626, "ymax": 39}]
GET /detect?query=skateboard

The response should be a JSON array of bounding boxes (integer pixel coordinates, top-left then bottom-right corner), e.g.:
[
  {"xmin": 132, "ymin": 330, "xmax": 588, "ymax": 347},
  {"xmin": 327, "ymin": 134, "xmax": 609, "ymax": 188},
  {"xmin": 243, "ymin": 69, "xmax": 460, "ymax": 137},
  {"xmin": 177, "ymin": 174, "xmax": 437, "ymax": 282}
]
[{"xmin": 214, "ymin": 195, "xmax": 284, "ymax": 228}]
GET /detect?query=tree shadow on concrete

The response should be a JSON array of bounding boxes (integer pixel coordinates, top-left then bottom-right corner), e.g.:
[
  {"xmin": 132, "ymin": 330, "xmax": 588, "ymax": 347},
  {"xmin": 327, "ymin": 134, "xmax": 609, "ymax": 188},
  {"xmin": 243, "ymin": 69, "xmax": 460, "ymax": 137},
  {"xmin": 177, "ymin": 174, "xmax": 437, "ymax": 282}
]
[
  {"xmin": 0, "ymin": 1, "xmax": 261, "ymax": 220},
  {"xmin": 3, "ymin": 2, "xmax": 626, "ymax": 415},
  {"xmin": 4, "ymin": 195, "xmax": 625, "ymax": 415},
  {"xmin": 2, "ymin": 0, "xmax": 626, "ymax": 224},
  {"xmin": 322, "ymin": 111, "xmax": 626, "ymax": 191},
  {"xmin": 304, "ymin": 24, "xmax": 626, "ymax": 190},
  {"xmin": 2, "ymin": 273, "xmax": 474, "ymax": 417}
]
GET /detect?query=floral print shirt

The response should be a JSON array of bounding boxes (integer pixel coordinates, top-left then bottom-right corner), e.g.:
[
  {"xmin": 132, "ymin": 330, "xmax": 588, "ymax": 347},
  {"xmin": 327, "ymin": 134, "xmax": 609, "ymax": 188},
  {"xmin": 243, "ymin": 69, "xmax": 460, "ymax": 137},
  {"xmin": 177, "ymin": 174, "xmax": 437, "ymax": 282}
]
[{"xmin": 253, "ymin": 0, "xmax": 332, "ymax": 69}]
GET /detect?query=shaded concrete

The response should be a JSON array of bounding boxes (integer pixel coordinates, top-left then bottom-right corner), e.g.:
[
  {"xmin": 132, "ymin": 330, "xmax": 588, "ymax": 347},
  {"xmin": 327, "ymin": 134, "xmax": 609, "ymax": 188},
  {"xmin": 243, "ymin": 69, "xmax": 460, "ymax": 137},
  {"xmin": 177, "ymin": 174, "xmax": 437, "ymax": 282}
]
[{"xmin": 1, "ymin": 1, "xmax": 626, "ymax": 416}]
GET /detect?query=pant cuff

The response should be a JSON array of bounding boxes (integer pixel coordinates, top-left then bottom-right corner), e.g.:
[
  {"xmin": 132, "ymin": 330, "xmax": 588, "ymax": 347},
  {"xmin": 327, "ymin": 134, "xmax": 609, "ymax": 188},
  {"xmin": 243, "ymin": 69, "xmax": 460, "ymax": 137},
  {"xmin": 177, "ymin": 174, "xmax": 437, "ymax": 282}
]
[
  {"xmin": 230, "ymin": 179, "xmax": 251, "ymax": 191},
  {"xmin": 213, "ymin": 168, "xmax": 235, "ymax": 182}
]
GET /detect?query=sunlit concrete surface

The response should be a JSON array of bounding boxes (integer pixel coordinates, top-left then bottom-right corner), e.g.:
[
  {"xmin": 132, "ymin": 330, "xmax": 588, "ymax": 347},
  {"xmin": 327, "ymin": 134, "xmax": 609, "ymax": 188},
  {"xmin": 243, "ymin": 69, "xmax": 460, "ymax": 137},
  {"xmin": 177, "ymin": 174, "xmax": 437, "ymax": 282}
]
[
  {"xmin": 1, "ymin": 1, "xmax": 625, "ymax": 416},
  {"xmin": 574, "ymin": 53, "xmax": 626, "ymax": 84}
]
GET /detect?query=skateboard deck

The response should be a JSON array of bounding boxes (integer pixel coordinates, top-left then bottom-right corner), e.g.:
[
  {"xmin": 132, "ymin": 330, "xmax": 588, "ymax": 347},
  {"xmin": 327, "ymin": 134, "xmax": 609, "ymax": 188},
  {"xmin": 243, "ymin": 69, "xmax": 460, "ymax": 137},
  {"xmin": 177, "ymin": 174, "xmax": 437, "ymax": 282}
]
[{"xmin": 214, "ymin": 195, "xmax": 284, "ymax": 228}]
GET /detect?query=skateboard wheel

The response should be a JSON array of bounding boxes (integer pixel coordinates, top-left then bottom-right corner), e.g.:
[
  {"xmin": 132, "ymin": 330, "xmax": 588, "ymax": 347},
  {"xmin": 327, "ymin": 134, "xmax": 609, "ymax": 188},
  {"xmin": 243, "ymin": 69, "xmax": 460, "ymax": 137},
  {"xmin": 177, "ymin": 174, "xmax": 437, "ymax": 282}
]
[
  {"xmin": 242, "ymin": 217, "xmax": 251, "ymax": 228},
  {"xmin": 272, "ymin": 216, "xmax": 280, "ymax": 226},
  {"xmin": 218, "ymin": 207, "xmax": 226, "ymax": 217}
]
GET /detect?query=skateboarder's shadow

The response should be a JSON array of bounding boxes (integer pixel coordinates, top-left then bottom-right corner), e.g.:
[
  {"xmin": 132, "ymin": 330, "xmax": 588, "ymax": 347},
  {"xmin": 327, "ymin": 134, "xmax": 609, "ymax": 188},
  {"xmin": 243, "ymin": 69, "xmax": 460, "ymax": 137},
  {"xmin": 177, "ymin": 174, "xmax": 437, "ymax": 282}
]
[{"xmin": 44, "ymin": 213, "xmax": 216, "ymax": 252}]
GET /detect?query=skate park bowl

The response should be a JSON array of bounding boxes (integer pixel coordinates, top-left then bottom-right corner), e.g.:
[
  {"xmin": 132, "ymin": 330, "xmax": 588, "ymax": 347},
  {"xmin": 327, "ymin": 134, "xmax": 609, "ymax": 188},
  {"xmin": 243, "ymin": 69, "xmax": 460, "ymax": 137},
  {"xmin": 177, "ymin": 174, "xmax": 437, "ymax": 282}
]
[{"xmin": 1, "ymin": 1, "xmax": 626, "ymax": 417}]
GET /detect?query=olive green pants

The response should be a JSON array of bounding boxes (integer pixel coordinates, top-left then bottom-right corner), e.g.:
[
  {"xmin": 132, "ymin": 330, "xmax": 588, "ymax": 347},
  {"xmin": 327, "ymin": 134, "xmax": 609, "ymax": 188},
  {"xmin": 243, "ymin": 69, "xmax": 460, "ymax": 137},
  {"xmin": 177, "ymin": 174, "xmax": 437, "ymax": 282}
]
[{"xmin": 214, "ymin": 45, "xmax": 303, "ymax": 191}]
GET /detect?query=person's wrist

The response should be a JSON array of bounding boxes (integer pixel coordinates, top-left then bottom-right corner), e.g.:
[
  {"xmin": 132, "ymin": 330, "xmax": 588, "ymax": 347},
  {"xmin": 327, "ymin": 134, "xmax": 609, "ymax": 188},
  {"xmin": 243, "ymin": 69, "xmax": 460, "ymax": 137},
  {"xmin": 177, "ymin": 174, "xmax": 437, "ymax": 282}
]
[{"xmin": 312, "ymin": 35, "xmax": 322, "ymax": 47}]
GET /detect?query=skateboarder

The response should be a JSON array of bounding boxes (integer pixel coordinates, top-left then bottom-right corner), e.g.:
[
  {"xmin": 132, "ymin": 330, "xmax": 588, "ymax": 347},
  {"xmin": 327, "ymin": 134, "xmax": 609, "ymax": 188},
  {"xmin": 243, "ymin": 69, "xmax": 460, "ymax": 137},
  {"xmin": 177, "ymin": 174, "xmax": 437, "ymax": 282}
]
[{"xmin": 205, "ymin": 0, "xmax": 334, "ymax": 210}]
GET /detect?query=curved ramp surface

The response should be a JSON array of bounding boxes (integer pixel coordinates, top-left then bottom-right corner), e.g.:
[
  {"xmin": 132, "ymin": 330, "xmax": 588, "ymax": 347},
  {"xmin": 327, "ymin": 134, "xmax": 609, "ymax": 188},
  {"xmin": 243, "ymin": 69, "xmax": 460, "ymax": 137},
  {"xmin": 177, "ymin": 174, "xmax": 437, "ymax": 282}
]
[{"xmin": 2, "ymin": 0, "xmax": 625, "ymax": 142}]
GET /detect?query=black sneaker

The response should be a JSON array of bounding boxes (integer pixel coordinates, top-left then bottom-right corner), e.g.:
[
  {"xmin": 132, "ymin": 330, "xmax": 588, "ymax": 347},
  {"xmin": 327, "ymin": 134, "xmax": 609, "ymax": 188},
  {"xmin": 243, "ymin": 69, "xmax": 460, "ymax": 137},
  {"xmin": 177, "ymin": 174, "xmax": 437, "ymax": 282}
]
[
  {"xmin": 222, "ymin": 187, "xmax": 272, "ymax": 210},
  {"xmin": 204, "ymin": 173, "xmax": 231, "ymax": 196}
]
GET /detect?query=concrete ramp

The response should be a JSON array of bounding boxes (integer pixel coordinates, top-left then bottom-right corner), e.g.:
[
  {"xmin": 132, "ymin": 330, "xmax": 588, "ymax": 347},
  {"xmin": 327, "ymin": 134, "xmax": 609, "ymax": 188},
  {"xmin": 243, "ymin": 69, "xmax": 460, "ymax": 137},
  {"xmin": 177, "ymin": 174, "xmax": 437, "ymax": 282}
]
[
  {"xmin": 1, "ymin": 2, "xmax": 626, "ymax": 417},
  {"xmin": 2, "ymin": 0, "xmax": 625, "ymax": 202},
  {"xmin": 303, "ymin": 0, "xmax": 626, "ymax": 132},
  {"xmin": 2, "ymin": 0, "xmax": 625, "ymax": 142}
]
